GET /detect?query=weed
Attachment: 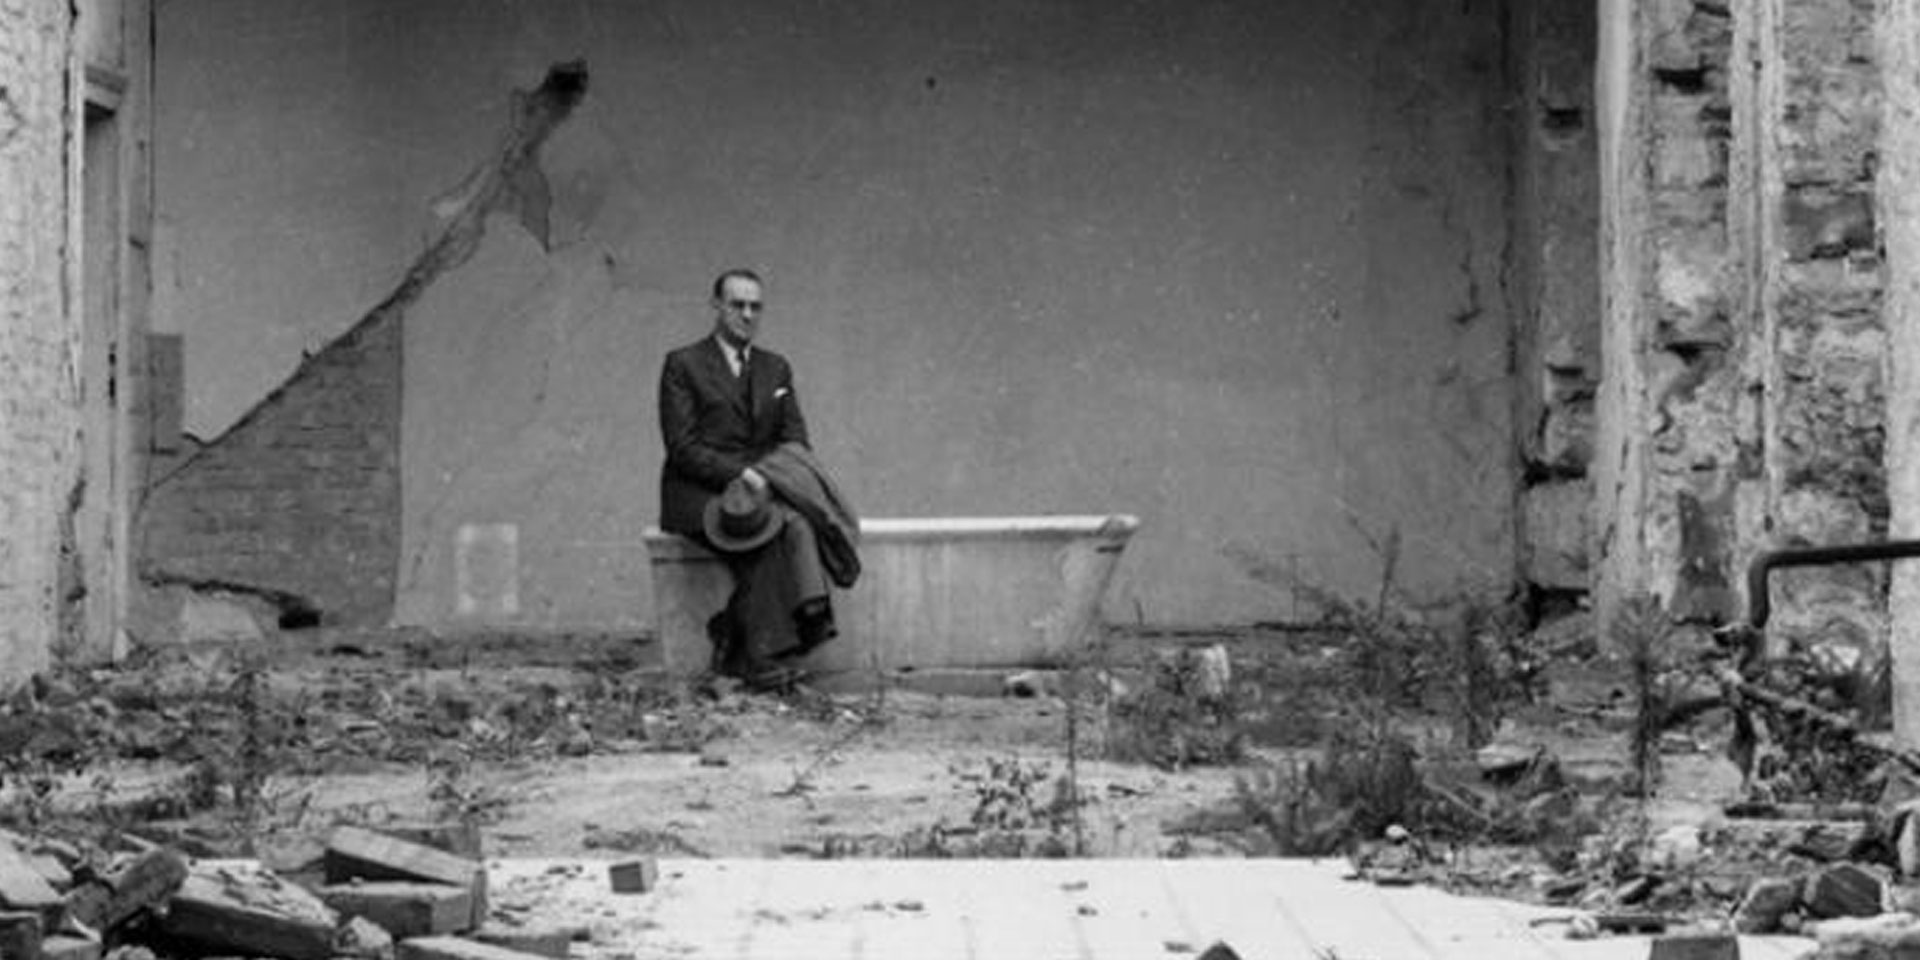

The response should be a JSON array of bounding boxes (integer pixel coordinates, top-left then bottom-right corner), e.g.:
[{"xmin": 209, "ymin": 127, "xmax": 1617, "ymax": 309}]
[{"xmin": 1108, "ymin": 645, "xmax": 1246, "ymax": 770}]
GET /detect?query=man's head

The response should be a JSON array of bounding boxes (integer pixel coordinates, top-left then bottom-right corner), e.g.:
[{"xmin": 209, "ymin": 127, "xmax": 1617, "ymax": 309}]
[{"xmin": 711, "ymin": 268, "xmax": 764, "ymax": 348}]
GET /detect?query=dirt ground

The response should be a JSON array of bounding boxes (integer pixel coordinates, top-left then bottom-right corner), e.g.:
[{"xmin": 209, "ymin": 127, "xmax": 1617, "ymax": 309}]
[{"xmin": 0, "ymin": 619, "xmax": 1785, "ymax": 925}]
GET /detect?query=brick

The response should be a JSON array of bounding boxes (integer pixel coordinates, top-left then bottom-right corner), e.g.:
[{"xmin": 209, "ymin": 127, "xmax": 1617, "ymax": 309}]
[
  {"xmin": 608, "ymin": 858, "xmax": 659, "ymax": 894},
  {"xmin": 322, "ymin": 882, "xmax": 474, "ymax": 937},
  {"xmin": 158, "ymin": 863, "xmax": 339, "ymax": 960},
  {"xmin": 471, "ymin": 925, "xmax": 574, "ymax": 959},
  {"xmin": 0, "ymin": 841, "xmax": 65, "ymax": 929},
  {"xmin": 40, "ymin": 935, "xmax": 101, "ymax": 960},
  {"xmin": 326, "ymin": 826, "xmax": 487, "ymax": 929},
  {"xmin": 1648, "ymin": 932, "xmax": 1739, "ymax": 960},
  {"xmin": 0, "ymin": 911, "xmax": 41, "ymax": 960},
  {"xmin": 398, "ymin": 935, "xmax": 554, "ymax": 960},
  {"xmin": 1733, "ymin": 877, "xmax": 1802, "ymax": 934}
]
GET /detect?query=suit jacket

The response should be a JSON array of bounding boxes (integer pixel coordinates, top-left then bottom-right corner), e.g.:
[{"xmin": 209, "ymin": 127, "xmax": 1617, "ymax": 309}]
[{"xmin": 658, "ymin": 336, "xmax": 809, "ymax": 536}]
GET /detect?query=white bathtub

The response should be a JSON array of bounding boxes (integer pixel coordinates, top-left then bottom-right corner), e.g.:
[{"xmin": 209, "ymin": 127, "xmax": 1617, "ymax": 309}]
[{"xmin": 643, "ymin": 515, "xmax": 1139, "ymax": 679}]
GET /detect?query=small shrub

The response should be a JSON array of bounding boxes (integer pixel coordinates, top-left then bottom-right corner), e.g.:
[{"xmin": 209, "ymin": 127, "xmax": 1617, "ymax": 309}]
[{"xmin": 1108, "ymin": 646, "xmax": 1246, "ymax": 770}]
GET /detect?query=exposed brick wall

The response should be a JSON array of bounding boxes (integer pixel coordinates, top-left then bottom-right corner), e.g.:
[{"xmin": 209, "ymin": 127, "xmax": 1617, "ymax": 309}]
[
  {"xmin": 0, "ymin": 3, "xmax": 80, "ymax": 687},
  {"xmin": 138, "ymin": 310, "xmax": 402, "ymax": 627}
]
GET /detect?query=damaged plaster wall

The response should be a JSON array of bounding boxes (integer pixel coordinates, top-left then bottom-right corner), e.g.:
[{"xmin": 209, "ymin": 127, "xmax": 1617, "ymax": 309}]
[
  {"xmin": 157, "ymin": 0, "xmax": 1518, "ymax": 629},
  {"xmin": 0, "ymin": 1, "xmax": 79, "ymax": 683},
  {"xmin": 136, "ymin": 63, "xmax": 589, "ymax": 631}
]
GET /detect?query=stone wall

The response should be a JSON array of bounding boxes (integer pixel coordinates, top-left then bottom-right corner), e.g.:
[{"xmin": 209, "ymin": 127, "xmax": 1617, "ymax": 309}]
[
  {"xmin": 1755, "ymin": 0, "xmax": 1886, "ymax": 660},
  {"xmin": 1598, "ymin": 0, "xmax": 1890, "ymax": 661},
  {"xmin": 0, "ymin": 3, "xmax": 80, "ymax": 685}
]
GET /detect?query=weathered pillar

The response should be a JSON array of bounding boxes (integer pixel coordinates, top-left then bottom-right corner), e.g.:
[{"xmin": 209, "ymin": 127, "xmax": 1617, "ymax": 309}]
[
  {"xmin": 0, "ymin": 3, "xmax": 81, "ymax": 686},
  {"xmin": 1882, "ymin": 0, "xmax": 1920, "ymax": 744},
  {"xmin": 1746, "ymin": 0, "xmax": 1887, "ymax": 666},
  {"xmin": 1511, "ymin": 0, "xmax": 1601, "ymax": 615},
  {"xmin": 1595, "ymin": 0, "xmax": 1746, "ymax": 642}
]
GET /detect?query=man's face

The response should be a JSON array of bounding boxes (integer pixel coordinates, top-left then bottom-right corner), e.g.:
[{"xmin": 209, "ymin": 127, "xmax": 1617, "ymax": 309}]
[{"xmin": 713, "ymin": 276, "xmax": 763, "ymax": 347}]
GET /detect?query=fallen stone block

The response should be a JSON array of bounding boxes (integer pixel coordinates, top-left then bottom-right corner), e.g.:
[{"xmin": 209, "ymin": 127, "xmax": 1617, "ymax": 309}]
[
  {"xmin": 326, "ymin": 826, "xmax": 487, "ymax": 929},
  {"xmin": 1805, "ymin": 864, "xmax": 1890, "ymax": 920},
  {"xmin": 41, "ymin": 935, "xmax": 102, "ymax": 960},
  {"xmin": 1647, "ymin": 931, "xmax": 1740, "ymax": 960},
  {"xmin": 376, "ymin": 822, "xmax": 484, "ymax": 861},
  {"xmin": 322, "ymin": 881, "xmax": 474, "ymax": 937},
  {"xmin": 0, "ymin": 911, "xmax": 41, "ymax": 960},
  {"xmin": 0, "ymin": 841, "xmax": 65, "ymax": 928},
  {"xmin": 63, "ymin": 846, "xmax": 188, "ymax": 934},
  {"xmin": 471, "ymin": 925, "xmax": 572, "ymax": 959},
  {"xmin": 338, "ymin": 914, "xmax": 395, "ymax": 960},
  {"xmin": 398, "ymin": 935, "xmax": 555, "ymax": 960},
  {"xmin": 157, "ymin": 861, "xmax": 340, "ymax": 960},
  {"xmin": 97, "ymin": 847, "xmax": 188, "ymax": 930},
  {"xmin": 608, "ymin": 858, "xmax": 658, "ymax": 894},
  {"xmin": 1733, "ymin": 876, "xmax": 1802, "ymax": 934}
]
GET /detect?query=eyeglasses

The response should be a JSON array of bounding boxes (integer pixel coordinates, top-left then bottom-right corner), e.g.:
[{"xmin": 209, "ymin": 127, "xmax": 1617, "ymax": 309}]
[{"xmin": 726, "ymin": 299, "xmax": 763, "ymax": 314}]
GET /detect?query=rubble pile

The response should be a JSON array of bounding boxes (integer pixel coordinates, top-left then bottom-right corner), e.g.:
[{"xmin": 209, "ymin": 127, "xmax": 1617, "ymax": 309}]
[
  {"xmin": 0, "ymin": 653, "xmax": 731, "ymax": 812},
  {"xmin": 0, "ymin": 822, "xmax": 603, "ymax": 960}
]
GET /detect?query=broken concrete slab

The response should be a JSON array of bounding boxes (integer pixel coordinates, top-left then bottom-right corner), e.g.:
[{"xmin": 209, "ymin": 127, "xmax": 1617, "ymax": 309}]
[
  {"xmin": 322, "ymin": 881, "xmax": 474, "ymax": 938},
  {"xmin": 397, "ymin": 935, "xmax": 553, "ymax": 960},
  {"xmin": 375, "ymin": 822, "xmax": 484, "ymax": 861},
  {"xmin": 1734, "ymin": 876, "xmax": 1802, "ymax": 933},
  {"xmin": 93, "ymin": 846, "xmax": 187, "ymax": 931},
  {"xmin": 1805, "ymin": 864, "xmax": 1890, "ymax": 919},
  {"xmin": 158, "ymin": 861, "xmax": 340, "ymax": 960},
  {"xmin": 0, "ymin": 840, "xmax": 65, "ymax": 928},
  {"xmin": 326, "ymin": 826, "xmax": 487, "ymax": 929},
  {"xmin": 1646, "ymin": 931, "xmax": 1740, "ymax": 960}
]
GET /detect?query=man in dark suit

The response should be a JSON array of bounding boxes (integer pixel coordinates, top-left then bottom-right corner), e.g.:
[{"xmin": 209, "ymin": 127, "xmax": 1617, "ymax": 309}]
[{"xmin": 658, "ymin": 269, "xmax": 836, "ymax": 686}]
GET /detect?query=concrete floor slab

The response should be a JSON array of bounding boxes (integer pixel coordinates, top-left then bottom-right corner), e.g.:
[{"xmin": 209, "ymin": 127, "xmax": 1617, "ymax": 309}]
[{"xmin": 488, "ymin": 857, "xmax": 1811, "ymax": 960}]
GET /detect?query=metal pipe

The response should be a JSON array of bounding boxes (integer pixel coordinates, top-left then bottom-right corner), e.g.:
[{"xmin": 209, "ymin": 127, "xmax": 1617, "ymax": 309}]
[{"xmin": 1746, "ymin": 540, "xmax": 1920, "ymax": 629}]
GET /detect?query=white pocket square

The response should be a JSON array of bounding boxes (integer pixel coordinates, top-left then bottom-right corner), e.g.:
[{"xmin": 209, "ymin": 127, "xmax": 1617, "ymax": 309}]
[{"xmin": 773, "ymin": 387, "xmax": 791, "ymax": 399}]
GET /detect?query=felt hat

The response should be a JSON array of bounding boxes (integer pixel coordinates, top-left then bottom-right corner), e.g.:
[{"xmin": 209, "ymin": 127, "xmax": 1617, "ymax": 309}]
[{"xmin": 703, "ymin": 476, "xmax": 784, "ymax": 552}]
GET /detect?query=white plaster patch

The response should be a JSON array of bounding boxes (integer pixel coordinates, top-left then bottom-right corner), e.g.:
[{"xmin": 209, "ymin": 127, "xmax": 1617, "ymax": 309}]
[{"xmin": 455, "ymin": 522, "xmax": 520, "ymax": 618}]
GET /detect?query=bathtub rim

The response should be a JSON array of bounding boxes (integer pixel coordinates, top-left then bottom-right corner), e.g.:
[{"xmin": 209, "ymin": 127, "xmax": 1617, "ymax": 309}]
[{"xmin": 642, "ymin": 514, "xmax": 1139, "ymax": 554}]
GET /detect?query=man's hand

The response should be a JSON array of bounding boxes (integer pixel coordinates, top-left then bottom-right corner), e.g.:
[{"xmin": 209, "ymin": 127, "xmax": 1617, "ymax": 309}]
[{"xmin": 740, "ymin": 466, "xmax": 769, "ymax": 493}]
